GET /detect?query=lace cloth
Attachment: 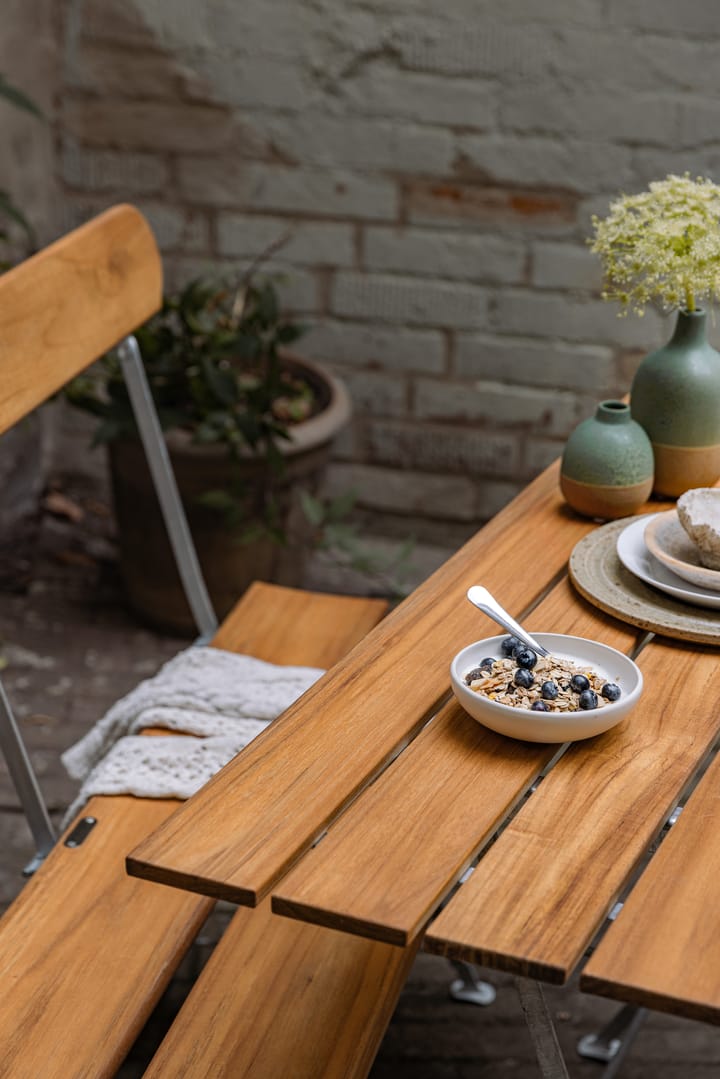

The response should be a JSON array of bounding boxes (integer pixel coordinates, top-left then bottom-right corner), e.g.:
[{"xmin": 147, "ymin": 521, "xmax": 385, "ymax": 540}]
[{"xmin": 61, "ymin": 646, "xmax": 324, "ymax": 826}]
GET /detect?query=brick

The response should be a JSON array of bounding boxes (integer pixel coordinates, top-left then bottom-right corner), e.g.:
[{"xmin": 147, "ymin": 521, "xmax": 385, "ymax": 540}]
[
  {"xmin": 405, "ymin": 180, "xmax": 579, "ymax": 234},
  {"xmin": 80, "ymin": 0, "xmax": 161, "ymax": 49},
  {"xmin": 332, "ymin": 273, "xmax": 489, "ymax": 329},
  {"xmin": 398, "ymin": 22, "xmax": 546, "ymax": 78},
  {"xmin": 454, "ymin": 334, "xmax": 618, "ymax": 393},
  {"xmin": 192, "ymin": 57, "xmax": 309, "ymax": 110},
  {"xmin": 61, "ymin": 140, "xmax": 169, "ymax": 195},
  {"xmin": 61, "ymin": 99, "xmax": 237, "ymax": 154},
  {"xmin": 71, "ymin": 42, "xmax": 182, "ymax": 99},
  {"xmin": 606, "ymin": 0, "xmax": 720, "ymax": 34},
  {"xmin": 217, "ymin": 215, "xmax": 355, "ymax": 268},
  {"xmin": 677, "ymin": 100, "xmax": 720, "ymax": 148},
  {"xmin": 633, "ymin": 147, "xmax": 720, "ymax": 189},
  {"xmin": 456, "ymin": 135, "xmax": 633, "ymax": 195},
  {"xmin": 500, "ymin": 86, "xmax": 674, "ymax": 146},
  {"xmin": 328, "ymin": 368, "xmax": 407, "ymax": 418},
  {"xmin": 260, "ymin": 113, "xmax": 455, "ymax": 175},
  {"xmin": 323, "ymin": 463, "xmax": 479, "ymax": 520},
  {"xmin": 413, "ymin": 378, "xmax": 588, "ymax": 438},
  {"xmin": 178, "ymin": 161, "xmax": 397, "ymax": 220},
  {"xmin": 341, "ymin": 68, "xmax": 496, "ymax": 130},
  {"xmin": 134, "ymin": 204, "xmax": 210, "ymax": 253},
  {"xmin": 531, "ymin": 242, "xmax": 602, "ymax": 291},
  {"xmin": 364, "ymin": 227, "xmax": 525, "ymax": 285},
  {"xmin": 298, "ymin": 322, "xmax": 446, "ymax": 375},
  {"xmin": 492, "ymin": 290, "xmax": 665, "ymax": 349},
  {"xmin": 523, "ymin": 437, "xmax": 566, "ymax": 476},
  {"xmin": 367, "ymin": 420, "xmax": 520, "ymax": 477}
]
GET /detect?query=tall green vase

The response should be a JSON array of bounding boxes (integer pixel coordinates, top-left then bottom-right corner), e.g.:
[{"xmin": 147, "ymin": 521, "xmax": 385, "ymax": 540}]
[{"xmin": 630, "ymin": 309, "xmax": 720, "ymax": 497}]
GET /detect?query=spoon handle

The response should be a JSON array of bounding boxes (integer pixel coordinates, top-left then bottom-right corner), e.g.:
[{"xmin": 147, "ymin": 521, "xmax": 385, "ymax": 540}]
[{"xmin": 466, "ymin": 586, "xmax": 550, "ymax": 657}]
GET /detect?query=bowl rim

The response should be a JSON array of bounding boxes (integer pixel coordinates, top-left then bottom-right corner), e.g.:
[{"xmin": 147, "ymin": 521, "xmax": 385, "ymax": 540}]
[
  {"xmin": 644, "ymin": 510, "xmax": 720, "ymax": 589},
  {"xmin": 450, "ymin": 632, "xmax": 643, "ymax": 721}
]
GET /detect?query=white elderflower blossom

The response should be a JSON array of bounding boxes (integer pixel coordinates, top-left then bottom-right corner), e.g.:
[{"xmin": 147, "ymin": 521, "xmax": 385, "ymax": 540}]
[{"xmin": 590, "ymin": 174, "xmax": 720, "ymax": 316}]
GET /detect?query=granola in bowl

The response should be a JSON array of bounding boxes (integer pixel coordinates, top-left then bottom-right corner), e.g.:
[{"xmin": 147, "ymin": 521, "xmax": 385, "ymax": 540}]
[{"xmin": 465, "ymin": 644, "xmax": 621, "ymax": 713}]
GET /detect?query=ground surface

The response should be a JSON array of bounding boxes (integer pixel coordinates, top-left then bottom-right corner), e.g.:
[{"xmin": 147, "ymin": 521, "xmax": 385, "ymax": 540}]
[{"xmin": 0, "ymin": 488, "xmax": 718, "ymax": 1078}]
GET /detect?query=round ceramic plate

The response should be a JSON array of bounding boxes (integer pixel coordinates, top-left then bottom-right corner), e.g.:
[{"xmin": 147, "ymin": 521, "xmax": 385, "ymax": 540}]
[
  {"xmin": 644, "ymin": 511, "xmax": 720, "ymax": 592},
  {"xmin": 569, "ymin": 516, "xmax": 720, "ymax": 644},
  {"xmin": 617, "ymin": 515, "xmax": 720, "ymax": 609}
]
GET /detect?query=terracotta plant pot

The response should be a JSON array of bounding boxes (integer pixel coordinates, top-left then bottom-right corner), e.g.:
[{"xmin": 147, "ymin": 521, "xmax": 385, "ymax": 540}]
[{"xmin": 109, "ymin": 356, "xmax": 350, "ymax": 634}]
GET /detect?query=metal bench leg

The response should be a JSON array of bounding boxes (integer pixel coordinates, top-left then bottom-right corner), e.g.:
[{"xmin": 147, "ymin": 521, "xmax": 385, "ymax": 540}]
[
  {"xmin": 515, "ymin": 977, "xmax": 570, "ymax": 1079},
  {"xmin": 577, "ymin": 1004, "xmax": 646, "ymax": 1076},
  {"xmin": 447, "ymin": 960, "xmax": 496, "ymax": 1005}
]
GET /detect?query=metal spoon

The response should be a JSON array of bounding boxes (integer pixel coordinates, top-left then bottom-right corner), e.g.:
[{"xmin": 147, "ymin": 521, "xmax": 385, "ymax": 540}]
[{"xmin": 466, "ymin": 586, "xmax": 550, "ymax": 657}]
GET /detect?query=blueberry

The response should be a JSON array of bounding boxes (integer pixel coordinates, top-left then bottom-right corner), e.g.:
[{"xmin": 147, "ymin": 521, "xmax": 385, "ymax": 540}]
[
  {"xmin": 480, "ymin": 657, "xmax": 495, "ymax": 669},
  {"xmin": 541, "ymin": 680, "xmax": 559, "ymax": 700},
  {"xmin": 602, "ymin": 682, "xmax": 621, "ymax": 702},
  {"xmin": 514, "ymin": 668, "xmax": 534, "ymax": 689},
  {"xmin": 515, "ymin": 649, "xmax": 538, "ymax": 670},
  {"xmin": 570, "ymin": 674, "xmax": 590, "ymax": 693},
  {"xmin": 578, "ymin": 689, "xmax": 598, "ymax": 710},
  {"xmin": 531, "ymin": 700, "xmax": 550, "ymax": 711},
  {"xmin": 501, "ymin": 636, "xmax": 521, "ymax": 656}
]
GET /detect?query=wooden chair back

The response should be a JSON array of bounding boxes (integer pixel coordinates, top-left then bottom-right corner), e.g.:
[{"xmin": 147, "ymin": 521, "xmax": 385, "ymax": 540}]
[{"xmin": 0, "ymin": 204, "xmax": 162, "ymax": 435}]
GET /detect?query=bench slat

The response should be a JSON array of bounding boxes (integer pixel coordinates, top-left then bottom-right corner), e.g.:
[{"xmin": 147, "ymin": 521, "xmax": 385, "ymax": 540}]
[
  {"xmin": 128, "ymin": 461, "xmax": 602, "ymax": 905},
  {"xmin": 144, "ymin": 898, "xmax": 417, "ymax": 1078},
  {"xmin": 424, "ymin": 638, "xmax": 720, "ymax": 984},
  {"xmin": 271, "ymin": 580, "xmax": 638, "ymax": 945},
  {"xmin": 581, "ymin": 747, "xmax": 720, "ymax": 1024},
  {"xmin": 0, "ymin": 583, "xmax": 386, "ymax": 1079}
]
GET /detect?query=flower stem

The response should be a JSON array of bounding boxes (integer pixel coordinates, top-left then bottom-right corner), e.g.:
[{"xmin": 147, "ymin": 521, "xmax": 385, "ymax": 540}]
[{"xmin": 685, "ymin": 285, "xmax": 696, "ymax": 313}]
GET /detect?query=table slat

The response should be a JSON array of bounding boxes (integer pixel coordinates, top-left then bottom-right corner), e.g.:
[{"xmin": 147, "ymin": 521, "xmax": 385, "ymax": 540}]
[
  {"xmin": 127, "ymin": 462, "xmax": 598, "ymax": 905},
  {"xmin": 425, "ymin": 638, "xmax": 720, "ymax": 984},
  {"xmin": 272, "ymin": 580, "xmax": 639, "ymax": 944},
  {"xmin": 581, "ymin": 748, "xmax": 720, "ymax": 1024}
]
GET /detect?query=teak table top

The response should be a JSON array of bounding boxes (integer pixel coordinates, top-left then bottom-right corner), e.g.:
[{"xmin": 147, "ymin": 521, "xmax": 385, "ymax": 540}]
[{"xmin": 127, "ymin": 461, "xmax": 720, "ymax": 1019}]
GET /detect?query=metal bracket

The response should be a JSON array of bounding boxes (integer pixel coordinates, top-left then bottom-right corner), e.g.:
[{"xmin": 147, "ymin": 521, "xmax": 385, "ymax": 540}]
[
  {"xmin": 577, "ymin": 1004, "xmax": 646, "ymax": 1073},
  {"xmin": 448, "ymin": 960, "xmax": 496, "ymax": 1006}
]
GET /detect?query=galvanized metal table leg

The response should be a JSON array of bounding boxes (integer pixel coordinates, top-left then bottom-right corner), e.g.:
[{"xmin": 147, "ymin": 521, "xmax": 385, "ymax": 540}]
[
  {"xmin": 515, "ymin": 978, "xmax": 571, "ymax": 1079},
  {"xmin": 448, "ymin": 960, "xmax": 496, "ymax": 1005},
  {"xmin": 577, "ymin": 1004, "xmax": 646, "ymax": 1076}
]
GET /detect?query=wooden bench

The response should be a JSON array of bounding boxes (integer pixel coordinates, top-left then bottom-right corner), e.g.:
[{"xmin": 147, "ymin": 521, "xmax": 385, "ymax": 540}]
[{"xmin": 0, "ymin": 206, "xmax": 411, "ymax": 1078}]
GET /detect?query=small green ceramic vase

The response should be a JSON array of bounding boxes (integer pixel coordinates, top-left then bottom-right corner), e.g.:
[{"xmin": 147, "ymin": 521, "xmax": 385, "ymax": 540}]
[
  {"xmin": 631, "ymin": 309, "xmax": 720, "ymax": 497},
  {"xmin": 560, "ymin": 400, "xmax": 654, "ymax": 519}
]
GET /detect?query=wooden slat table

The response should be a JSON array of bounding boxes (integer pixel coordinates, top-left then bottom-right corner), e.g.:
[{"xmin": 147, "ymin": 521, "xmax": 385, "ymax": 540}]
[{"xmin": 127, "ymin": 460, "xmax": 720, "ymax": 1076}]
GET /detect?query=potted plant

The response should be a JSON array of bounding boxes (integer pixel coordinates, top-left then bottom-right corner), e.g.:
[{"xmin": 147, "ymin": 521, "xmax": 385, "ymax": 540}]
[
  {"xmin": 65, "ymin": 274, "xmax": 352, "ymax": 632},
  {"xmin": 591, "ymin": 173, "xmax": 720, "ymax": 496}
]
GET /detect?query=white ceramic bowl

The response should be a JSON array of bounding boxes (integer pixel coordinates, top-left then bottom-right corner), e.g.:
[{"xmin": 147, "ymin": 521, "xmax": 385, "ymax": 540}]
[
  {"xmin": 644, "ymin": 510, "xmax": 720, "ymax": 592},
  {"xmin": 450, "ymin": 633, "xmax": 643, "ymax": 743}
]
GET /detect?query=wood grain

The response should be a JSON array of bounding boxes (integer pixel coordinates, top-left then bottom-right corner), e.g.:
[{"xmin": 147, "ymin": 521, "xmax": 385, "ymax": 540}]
[
  {"xmin": 425, "ymin": 637, "xmax": 720, "ymax": 984},
  {"xmin": 127, "ymin": 461, "xmax": 602, "ymax": 904},
  {"xmin": 0, "ymin": 204, "xmax": 162, "ymax": 436},
  {"xmin": 581, "ymin": 748, "xmax": 720, "ymax": 1024},
  {"xmin": 273, "ymin": 579, "xmax": 639, "ymax": 945},
  {"xmin": 144, "ymin": 897, "xmax": 417, "ymax": 1079},
  {"xmin": 0, "ymin": 582, "xmax": 386, "ymax": 1079}
]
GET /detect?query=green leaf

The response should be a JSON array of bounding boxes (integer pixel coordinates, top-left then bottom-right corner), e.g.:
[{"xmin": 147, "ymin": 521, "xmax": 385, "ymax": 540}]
[
  {"xmin": 0, "ymin": 75, "xmax": 43, "ymax": 119},
  {"xmin": 0, "ymin": 189, "xmax": 34, "ymax": 242},
  {"xmin": 299, "ymin": 490, "xmax": 326, "ymax": 527},
  {"xmin": 200, "ymin": 357, "xmax": 239, "ymax": 406}
]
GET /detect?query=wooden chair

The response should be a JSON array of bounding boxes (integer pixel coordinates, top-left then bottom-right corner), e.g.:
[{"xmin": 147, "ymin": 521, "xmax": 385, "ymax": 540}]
[{"xmin": 0, "ymin": 205, "xmax": 410, "ymax": 1078}]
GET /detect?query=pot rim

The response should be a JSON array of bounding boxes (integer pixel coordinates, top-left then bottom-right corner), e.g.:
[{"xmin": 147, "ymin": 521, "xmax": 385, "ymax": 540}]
[{"xmin": 158, "ymin": 353, "xmax": 351, "ymax": 460}]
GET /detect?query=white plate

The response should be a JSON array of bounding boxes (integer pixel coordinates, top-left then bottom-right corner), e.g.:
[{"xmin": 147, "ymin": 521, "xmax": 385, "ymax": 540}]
[{"xmin": 616, "ymin": 515, "xmax": 720, "ymax": 610}]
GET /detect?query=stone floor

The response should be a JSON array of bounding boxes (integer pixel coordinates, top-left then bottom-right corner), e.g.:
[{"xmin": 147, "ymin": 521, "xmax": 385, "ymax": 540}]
[{"xmin": 0, "ymin": 487, "xmax": 718, "ymax": 1078}]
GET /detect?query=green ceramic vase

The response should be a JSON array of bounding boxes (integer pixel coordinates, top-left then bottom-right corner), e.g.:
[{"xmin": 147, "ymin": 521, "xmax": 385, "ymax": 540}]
[
  {"xmin": 630, "ymin": 309, "xmax": 720, "ymax": 497},
  {"xmin": 560, "ymin": 400, "xmax": 654, "ymax": 519}
]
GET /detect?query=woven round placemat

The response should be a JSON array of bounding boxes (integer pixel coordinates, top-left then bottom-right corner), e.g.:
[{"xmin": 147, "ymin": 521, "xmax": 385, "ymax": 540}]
[{"xmin": 569, "ymin": 516, "xmax": 720, "ymax": 645}]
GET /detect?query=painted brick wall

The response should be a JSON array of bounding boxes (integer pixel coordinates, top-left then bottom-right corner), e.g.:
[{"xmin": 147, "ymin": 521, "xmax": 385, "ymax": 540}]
[{"xmin": 11, "ymin": 0, "xmax": 720, "ymax": 555}]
